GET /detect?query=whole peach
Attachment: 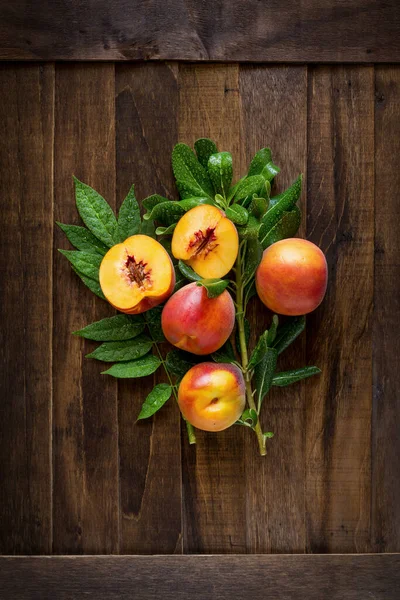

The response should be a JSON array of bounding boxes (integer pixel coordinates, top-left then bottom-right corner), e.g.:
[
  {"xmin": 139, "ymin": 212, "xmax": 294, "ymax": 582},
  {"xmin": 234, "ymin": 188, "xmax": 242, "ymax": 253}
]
[
  {"xmin": 256, "ymin": 238, "xmax": 328, "ymax": 316},
  {"xmin": 161, "ymin": 282, "xmax": 235, "ymax": 355},
  {"xmin": 178, "ymin": 362, "xmax": 246, "ymax": 432}
]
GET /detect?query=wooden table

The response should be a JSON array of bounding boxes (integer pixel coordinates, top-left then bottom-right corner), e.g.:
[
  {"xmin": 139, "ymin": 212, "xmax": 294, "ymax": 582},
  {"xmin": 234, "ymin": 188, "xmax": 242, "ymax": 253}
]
[{"xmin": 1, "ymin": 1, "xmax": 399, "ymax": 598}]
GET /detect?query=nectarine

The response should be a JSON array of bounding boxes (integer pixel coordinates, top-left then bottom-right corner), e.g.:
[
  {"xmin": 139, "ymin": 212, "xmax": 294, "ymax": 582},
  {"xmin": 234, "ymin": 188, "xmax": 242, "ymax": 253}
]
[
  {"xmin": 178, "ymin": 362, "xmax": 245, "ymax": 431},
  {"xmin": 161, "ymin": 282, "xmax": 235, "ymax": 355},
  {"xmin": 256, "ymin": 238, "xmax": 327, "ymax": 315},
  {"xmin": 171, "ymin": 205, "xmax": 238, "ymax": 278},
  {"xmin": 99, "ymin": 234, "xmax": 175, "ymax": 314}
]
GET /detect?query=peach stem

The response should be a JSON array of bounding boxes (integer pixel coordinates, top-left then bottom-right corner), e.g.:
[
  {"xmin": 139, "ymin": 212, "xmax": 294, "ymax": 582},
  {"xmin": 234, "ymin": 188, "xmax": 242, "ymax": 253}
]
[{"xmin": 235, "ymin": 250, "xmax": 267, "ymax": 456}]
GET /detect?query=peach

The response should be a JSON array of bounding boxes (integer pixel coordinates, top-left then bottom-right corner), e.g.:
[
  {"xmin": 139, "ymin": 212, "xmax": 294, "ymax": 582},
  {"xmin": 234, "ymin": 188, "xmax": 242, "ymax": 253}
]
[
  {"xmin": 161, "ymin": 282, "xmax": 235, "ymax": 355},
  {"xmin": 256, "ymin": 238, "xmax": 328, "ymax": 316},
  {"xmin": 99, "ymin": 234, "xmax": 175, "ymax": 314},
  {"xmin": 171, "ymin": 205, "xmax": 238, "ymax": 279},
  {"xmin": 178, "ymin": 362, "xmax": 246, "ymax": 432}
]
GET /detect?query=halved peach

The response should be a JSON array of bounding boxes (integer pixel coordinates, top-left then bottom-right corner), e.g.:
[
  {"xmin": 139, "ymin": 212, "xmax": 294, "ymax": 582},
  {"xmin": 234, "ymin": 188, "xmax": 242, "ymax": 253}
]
[
  {"xmin": 99, "ymin": 234, "xmax": 175, "ymax": 314},
  {"xmin": 171, "ymin": 205, "xmax": 238, "ymax": 278}
]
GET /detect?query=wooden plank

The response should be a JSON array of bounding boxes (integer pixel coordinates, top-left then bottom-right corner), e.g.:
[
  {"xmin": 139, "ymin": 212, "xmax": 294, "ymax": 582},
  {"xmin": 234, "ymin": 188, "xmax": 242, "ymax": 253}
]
[
  {"xmin": 240, "ymin": 66, "xmax": 308, "ymax": 553},
  {"xmin": 372, "ymin": 66, "xmax": 400, "ymax": 552},
  {"xmin": 0, "ymin": 1, "xmax": 400, "ymax": 62},
  {"xmin": 306, "ymin": 66, "xmax": 374, "ymax": 553},
  {"xmin": 115, "ymin": 63, "xmax": 182, "ymax": 554},
  {"xmin": 1, "ymin": 555, "xmax": 399, "ymax": 599},
  {"xmin": 0, "ymin": 64, "xmax": 54, "ymax": 554},
  {"xmin": 53, "ymin": 64, "xmax": 119, "ymax": 553},
  {"xmin": 178, "ymin": 64, "xmax": 246, "ymax": 553}
]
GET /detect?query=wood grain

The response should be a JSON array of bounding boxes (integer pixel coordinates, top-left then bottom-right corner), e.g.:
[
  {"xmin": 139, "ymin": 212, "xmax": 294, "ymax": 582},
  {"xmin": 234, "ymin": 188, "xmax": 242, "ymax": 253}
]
[
  {"xmin": 115, "ymin": 63, "xmax": 182, "ymax": 554},
  {"xmin": 52, "ymin": 64, "xmax": 119, "ymax": 553},
  {"xmin": 0, "ymin": 64, "xmax": 54, "ymax": 554},
  {"xmin": 0, "ymin": 1, "xmax": 400, "ymax": 62},
  {"xmin": 240, "ymin": 65, "xmax": 308, "ymax": 553},
  {"xmin": 306, "ymin": 66, "xmax": 374, "ymax": 553},
  {"xmin": 372, "ymin": 66, "xmax": 400, "ymax": 552},
  {"xmin": 1, "ymin": 555, "xmax": 399, "ymax": 599},
  {"xmin": 179, "ymin": 64, "xmax": 247, "ymax": 553}
]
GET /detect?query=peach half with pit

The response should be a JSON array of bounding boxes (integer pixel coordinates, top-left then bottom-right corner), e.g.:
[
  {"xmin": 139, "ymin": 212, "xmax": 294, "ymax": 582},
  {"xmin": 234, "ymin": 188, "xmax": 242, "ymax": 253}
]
[
  {"xmin": 99, "ymin": 234, "xmax": 175, "ymax": 314},
  {"xmin": 171, "ymin": 205, "xmax": 239, "ymax": 279},
  {"xmin": 178, "ymin": 362, "xmax": 246, "ymax": 432}
]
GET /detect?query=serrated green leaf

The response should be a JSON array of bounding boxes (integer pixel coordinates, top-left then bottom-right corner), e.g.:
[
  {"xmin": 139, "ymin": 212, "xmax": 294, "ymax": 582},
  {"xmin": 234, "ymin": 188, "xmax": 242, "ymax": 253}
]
[
  {"xmin": 212, "ymin": 340, "xmax": 236, "ymax": 363},
  {"xmin": 247, "ymin": 331, "xmax": 268, "ymax": 371},
  {"xmin": 57, "ymin": 223, "xmax": 109, "ymax": 255},
  {"xmin": 74, "ymin": 314, "xmax": 145, "ymax": 341},
  {"xmin": 86, "ymin": 334, "xmax": 153, "ymax": 362},
  {"xmin": 59, "ymin": 250, "xmax": 102, "ymax": 281},
  {"xmin": 117, "ymin": 185, "xmax": 141, "ymax": 241},
  {"xmin": 102, "ymin": 354, "xmax": 161, "ymax": 378},
  {"xmin": 259, "ymin": 206, "xmax": 302, "ymax": 249},
  {"xmin": 207, "ymin": 152, "xmax": 233, "ymax": 197},
  {"xmin": 144, "ymin": 306, "xmax": 166, "ymax": 342},
  {"xmin": 166, "ymin": 350, "xmax": 200, "ymax": 379},
  {"xmin": 70, "ymin": 266, "xmax": 106, "ymax": 300},
  {"xmin": 258, "ymin": 176, "xmax": 302, "ymax": 246},
  {"xmin": 266, "ymin": 315, "xmax": 279, "ymax": 346},
  {"xmin": 194, "ymin": 138, "xmax": 218, "ymax": 169},
  {"xmin": 178, "ymin": 260, "xmax": 202, "ymax": 282},
  {"xmin": 172, "ymin": 143, "xmax": 214, "ymax": 200},
  {"xmin": 229, "ymin": 174, "xmax": 265, "ymax": 203},
  {"xmin": 142, "ymin": 194, "xmax": 169, "ymax": 211},
  {"xmin": 244, "ymin": 237, "xmax": 263, "ymax": 283},
  {"xmin": 236, "ymin": 317, "xmax": 250, "ymax": 355},
  {"xmin": 273, "ymin": 316, "xmax": 305, "ymax": 355},
  {"xmin": 74, "ymin": 177, "xmax": 118, "ymax": 247},
  {"xmin": 247, "ymin": 148, "xmax": 272, "ymax": 177},
  {"xmin": 137, "ymin": 383, "xmax": 173, "ymax": 420},
  {"xmin": 272, "ymin": 366, "xmax": 321, "ymax": 386},
  {"xmin": 254, "ymin": 347, "xmax": 278, "ymax": 412},
  {"xmin": 248, "ymin": 196, "xmax": 268, "ymax": 219},
  {"xmin": 156, "ymin": 223, "xmax": 177, "ymax": 236},
  {"xmin": 143, "ymin": 201, "xmax": 185, "ymax": 226},
  {"xmin": 196, "ymin": 278, "xmax": 229, "ymax": 298},
  {"xmin": 226, "ymin": 204, "xmax": 249, "ymax": 226}
]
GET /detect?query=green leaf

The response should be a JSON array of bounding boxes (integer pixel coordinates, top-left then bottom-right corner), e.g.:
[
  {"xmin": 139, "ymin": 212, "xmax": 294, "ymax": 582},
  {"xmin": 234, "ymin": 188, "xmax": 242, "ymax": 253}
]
[
  {"xmin": 142, "ymin": 194, "xmax": 169, "ymax": 211},
  {"xmin": 263, "ymin": 431, "xmax": 274, "ymax": 440},
  {"xmin": 143, "ymin": 201, "xmax": 185, "ymax": 226},
  {"xmin": 225, "ymin": 204, "xmax": 249, "ymax": 226},
  {"xmin": 56, "ymin": 223, "xmax": 109, "ymax": 255},
  {"xmin": 59, "ymin": 250, "xmax": 102, "ymax": 281},
  {"xmin": 194, "ymin": 138, "xmax": 218, "ymax": 169},
  {"xmin": 207, "ymin": 152, "xmax": 233, "ymax": 197},
  {"xmin": 261, "ymin": 162, "xmax": 280, "ymax": 182},
  {"xmin": 70, "ymin": 266, "xmax": 106, "ymax": 300},
  {"xmin": 74, "ymin": 314, "xmax": 145, "ymax": 341},
  {"xmin": 248, "ymin": 196, "xmax": 268, "ymax": 220},
  {"xmin": 212, "ymin": 340, "xmax": 236, "ymax": 363},
  {"xmin": 254, "ymin": 347, "xmax": 278, "ymax": 412},
  {"xmin": 74, "ymin": 177, "xmax": 118, "ymax": 247},
  {"xmin": 236, "ymin": 317, "xmax": 250, "ymax": 354},
  {"xmin": 238, "ymin": 215, "xmax": 261, "ymax": 242},
  {"xmin": 196, "ymin": 278, "xmax": 229, "ymax": 298},
  {"xmin": 178, "ymin": 197, "xmax": 212, "ymax": 211},
  {"xmin": 156, "ymin": 223, "xmax": 177, "ymax": 236},
  {"xmin": 102, "ymin": 354, "xmax": 161, "ymax": 378},
  {"xmin": 266, "ymin": 315, "xmax": 279, "ymax": 346},
  {"xmin": 137, "ymin": 383, "xmax": 173, "ymax": 420},
  {"xmin": 247, "ymin": 148, "xmax": 272, "ymax": 177},
  {"xmin": 272, "ymin": 366, "xmax": 321, "ymax": 386},
  {"xmin": 247, "ymin": 331, "xmax": 268, "ymax": 371},
  {"xmin": 229, "ymin": 175, "xmax": 265, "ymax": 203},
  {"xmin": 178, "ymin": 260, "xmax": 202, "ymax": 282},
  {"xmin": 258, "ymin": 175, "xmax": 302, "ymax": 246},
  {"xmin": 259, "ymin": 207, "xmax": 301, "ymax": 250},
  {"xmin": 166, "ymin": 350, "xmax": 199, "ymax": 379},
  {"xmin": 172, "ymin": 143, "xmax": 214, "ymax": 200},
  {"xmin": 236, "ymin": 408, "xmax": 258, "ymax": 428},
  {"xmin": 144, "ymin": 306, "xmax": 166, "ymax": 342},
  {"xmin": 244, "ymin": 237, "xmax": 263, "ymax": 283},
  {"xmin": 273, "ymin": 316, "xmax": 305, "ymax": 355},
  {"xmin": 117, "ymin": 184, "xmax": 141, "ymax": 241},
  {"xmin": 86, "ymin": 334, "xmax": 153, "ymax": 362},
  {"xmin": 140, "ymin": 218, "xmax": 156, "ymax": 238}
]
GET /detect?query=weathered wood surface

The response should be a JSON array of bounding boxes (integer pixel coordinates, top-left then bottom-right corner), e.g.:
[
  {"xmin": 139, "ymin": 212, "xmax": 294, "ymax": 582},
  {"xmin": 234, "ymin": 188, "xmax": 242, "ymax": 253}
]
[
  {"xmin": 1, "ymin": 555, "xmax": 399, "ymax": 600},
  {"xmin": 0, "ymin": 63, "xmax": 399, "ymax": 560},
  {"xmin": 0, "ymin": 1, "xmax": 400, "ymax": 62}
]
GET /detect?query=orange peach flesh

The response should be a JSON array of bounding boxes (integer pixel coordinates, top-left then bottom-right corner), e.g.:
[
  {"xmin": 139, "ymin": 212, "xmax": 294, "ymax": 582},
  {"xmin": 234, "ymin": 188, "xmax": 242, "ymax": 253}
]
[
  {"xmin": 171, "ymin": 205, "xmax": 239, "ymax": 279},
  {"xmin": 161, "ymin": 282, "xmax": 235, "ymax": 355},
  {"xmin": 99, "ymin": 234, "xmax": 175, "ymax": 314},
  {"xmin": 178, "ymin": 362, "xmax": 246, "ymax": 432},
  {"xmin": 256, "ymin": 238, "xmax": 328, "ymax": 316}
]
